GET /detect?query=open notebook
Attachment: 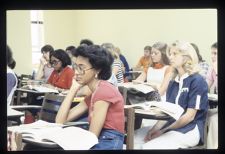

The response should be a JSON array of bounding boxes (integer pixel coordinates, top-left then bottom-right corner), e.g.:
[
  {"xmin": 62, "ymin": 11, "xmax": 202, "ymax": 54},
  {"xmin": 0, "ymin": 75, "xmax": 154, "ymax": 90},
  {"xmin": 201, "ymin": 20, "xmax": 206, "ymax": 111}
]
[
  {"xmin": 8, "ymin": 120, "xmax": 97, "ymax": 150},
  {"xmin": 125, "ymin": 101, "xmax": 184, "ymax": 120},
  {"xmin": 120, "ymin": 82, "xmax": 155, "ymax": 94},
  {"xmin": 22, "ymin": 85, "xmax": 59, "ymax": 93}
]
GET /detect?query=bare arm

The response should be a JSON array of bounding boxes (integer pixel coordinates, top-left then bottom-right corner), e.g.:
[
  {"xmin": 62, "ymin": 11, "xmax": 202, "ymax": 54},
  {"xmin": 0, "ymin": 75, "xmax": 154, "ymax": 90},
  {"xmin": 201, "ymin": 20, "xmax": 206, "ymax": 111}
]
[
  {"xmin": 145, "ymin": 108, "xmax": 197, "ymax": 141},
  {"xmin": 158, "ymin": 66, "xmax": 173, "ymax": 96},
  {"xmin": 88, "ymin": 100, "xmax": 110, "ymax": 137},
  {"xmin": 55, "ymin": 79, "xmax": 86, "ymax": 124},
  {"xmin": 161, "ymin": 108, "xmax": 197, "ymax": 132},
  {"xmin": 133, "ymin": 71, "xmax": 147, "ymax": 82},
  {"xmin": 35, "ymin": 57, "xmax": 47, "ymax": 80}
]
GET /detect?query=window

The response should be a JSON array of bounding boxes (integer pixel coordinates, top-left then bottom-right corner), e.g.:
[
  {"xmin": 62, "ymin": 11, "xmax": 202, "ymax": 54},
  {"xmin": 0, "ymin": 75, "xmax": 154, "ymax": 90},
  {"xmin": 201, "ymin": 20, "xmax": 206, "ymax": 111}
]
[{"xmin": 30, "ymin": 10, "xmax": 44, "ymax": 71}]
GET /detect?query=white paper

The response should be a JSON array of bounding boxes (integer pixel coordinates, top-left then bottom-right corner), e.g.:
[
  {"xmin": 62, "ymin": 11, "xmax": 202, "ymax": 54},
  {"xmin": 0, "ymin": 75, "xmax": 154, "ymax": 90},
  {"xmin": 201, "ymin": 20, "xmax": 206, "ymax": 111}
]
[
  {"xmin": 8, "ymin": 120, "xmax": 98, "ymax": 150},
  {"xmin": 120, "ymin": 82, "xmax": 155, "ymax": 94},
  {"xmin": 125, "ymin": 101, "xmax": 184, "ymax": 120}
]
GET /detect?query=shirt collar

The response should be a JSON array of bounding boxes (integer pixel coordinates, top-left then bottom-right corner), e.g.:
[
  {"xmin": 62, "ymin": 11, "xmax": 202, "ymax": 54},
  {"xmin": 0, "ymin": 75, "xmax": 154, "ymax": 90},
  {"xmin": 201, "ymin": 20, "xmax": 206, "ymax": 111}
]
[{"xmin": 174, "ymin": 73, "xmax": 189, "ymax": 82}]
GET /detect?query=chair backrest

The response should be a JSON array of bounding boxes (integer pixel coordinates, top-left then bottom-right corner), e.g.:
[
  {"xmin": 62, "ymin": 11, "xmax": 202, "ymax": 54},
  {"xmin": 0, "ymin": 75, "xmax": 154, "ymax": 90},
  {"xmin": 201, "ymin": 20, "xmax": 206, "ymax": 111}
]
[
  {"xmin": 39, "ymin": 93, "xmax": 65, "ymax": 123},
  {"xmin": 118, "ymin": 86, "xmax": 128, "ymax": 105},
  {"xmin": 124, "ymin": 107, "xmax": 135, "ymax": 150}
]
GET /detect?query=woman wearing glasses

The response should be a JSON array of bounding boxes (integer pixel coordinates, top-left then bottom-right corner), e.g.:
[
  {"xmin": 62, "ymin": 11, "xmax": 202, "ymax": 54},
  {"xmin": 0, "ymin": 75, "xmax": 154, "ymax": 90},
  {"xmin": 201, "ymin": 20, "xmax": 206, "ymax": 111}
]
[
  {"xmin": 46, "ymin": 49, "xmax": 74, "ymax": 91},
  {"xmin": 56, "ymin": 45, "xmax": 125, "ymax": 150}
]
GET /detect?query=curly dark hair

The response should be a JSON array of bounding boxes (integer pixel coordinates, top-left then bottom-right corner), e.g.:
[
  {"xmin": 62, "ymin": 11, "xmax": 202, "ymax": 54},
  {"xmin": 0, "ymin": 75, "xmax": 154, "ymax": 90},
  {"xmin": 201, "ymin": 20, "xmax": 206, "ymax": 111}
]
[
  {"xmin": 72, "ymin": 45, "xmax": 113, "ymax": 80},
  {"xmin": 80, "ymin": 39, "xmax": 94, "ymax": 46},
  {"xmin": 50, "ymin": 49, "xmax": 71, "ymax": 68},
  {"xmin": 41, "ymin": 44, "xmax": 54, "ymax": 55}
]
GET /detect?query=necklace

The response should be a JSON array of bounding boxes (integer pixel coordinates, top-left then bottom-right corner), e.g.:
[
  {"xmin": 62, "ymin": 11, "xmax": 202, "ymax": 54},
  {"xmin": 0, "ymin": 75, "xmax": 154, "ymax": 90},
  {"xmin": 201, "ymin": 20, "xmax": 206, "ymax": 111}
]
[{"xmin": 154, "ymin": 63, "xmax": 164, "ymax": 69}]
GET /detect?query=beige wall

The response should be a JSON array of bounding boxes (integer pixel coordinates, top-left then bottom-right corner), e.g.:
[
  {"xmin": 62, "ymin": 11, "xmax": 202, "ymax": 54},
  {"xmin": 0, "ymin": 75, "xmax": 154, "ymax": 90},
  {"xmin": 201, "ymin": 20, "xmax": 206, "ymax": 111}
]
[
  {"xmin": 7, "ymin": 9, "xmax": 217, "ymax": 74},
  {"xmin": 7, "ymin": 10, "xmax": 32, "ymax": 75}
]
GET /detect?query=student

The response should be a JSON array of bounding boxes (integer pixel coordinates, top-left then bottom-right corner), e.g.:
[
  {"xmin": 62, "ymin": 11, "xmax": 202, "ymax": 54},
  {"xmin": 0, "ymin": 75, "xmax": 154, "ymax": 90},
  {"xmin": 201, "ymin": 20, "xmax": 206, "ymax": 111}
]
[
  {"xmin": 102, "ymin": 43, "xmax": 124, "ymax": 84},
  {"xmin": 133, "ymin": 42, "xmax": 173, "ymax": 101},
  {"xmin": 35, "ymin": 44, "xmax": 54, "ymax": 81},
  {"xmin": 65, "ymin": 45, "xmax": 76, "ymax": 59},
  {"xmin": 206, "ymin": 42, "xmax": 218, "ymax": 149},
  {"xmin": 45, "ymin": 49, "xmax": 75, "ymax": 91},
  {"xmin": 134, "ymin": 40, "xmax": 208, "ymax": 149},
  {"xmin": 134, "ymin": 46, "xmax": 152, "ymax": 73},
  {"xmin": 191, "ymin": 43, "xmax": 209, "ymax": 80},
  {"xmin": 115, "ymin": 47, "xmax": 131, "ymax": 82},
  {"xmin": 80, "ymin": 39, "xmax": 94, "ymax": 46},
  {"xmin": 56, "ymin": 45, "xmax": 125, "ymax": 150},
  {"xmin": 7, "ymin": 45, "xmax": 18, "ymax": 105}
]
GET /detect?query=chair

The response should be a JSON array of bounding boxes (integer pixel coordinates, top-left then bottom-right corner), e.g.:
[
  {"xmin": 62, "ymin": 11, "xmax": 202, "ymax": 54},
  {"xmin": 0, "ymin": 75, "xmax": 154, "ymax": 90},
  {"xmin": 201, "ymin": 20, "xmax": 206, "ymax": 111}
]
[
  {"xmin": 39, "ymin": 93, "xmax": 65, "ymax": 122},
  {"xmin": 118, "ymin": 86, "xmax": 128, "ymax": 105},
  {"xmin": 124, "ymin": 107, "xmax": 135, "ymax": 150},
  {"xmin": 11, "ymin": 93, "xmax": 66, "ymax": 123},
  {"xmin": 16, "ymin": 74, "xmax": 32, "ymax": 105}
]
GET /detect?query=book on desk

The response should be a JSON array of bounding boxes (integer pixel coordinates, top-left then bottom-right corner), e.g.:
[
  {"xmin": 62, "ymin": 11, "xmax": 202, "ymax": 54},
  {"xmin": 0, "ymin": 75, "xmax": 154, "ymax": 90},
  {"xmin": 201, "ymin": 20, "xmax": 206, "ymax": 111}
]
[
  {"xmin": 119, "ymin": 82, "xmax": 155, "ymax": 94},
  {"xmin": 8, "ymin": 120, "xmax": 97, "ymax": 150},
  {"xmin": 21, "ymin": 85, "xmax": 59, "ymax": 93},
  {"xmin": 125, "ymin": 101, "xmax": 184, "ymax": 120}
]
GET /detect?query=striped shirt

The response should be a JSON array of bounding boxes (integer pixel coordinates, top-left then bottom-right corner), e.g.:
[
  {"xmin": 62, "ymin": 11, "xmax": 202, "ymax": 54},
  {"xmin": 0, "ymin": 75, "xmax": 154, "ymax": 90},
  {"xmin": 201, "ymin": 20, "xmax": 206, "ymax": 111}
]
[{"xmin": 112, "ymin": 60, "xmax": 124, "ymax": 83}]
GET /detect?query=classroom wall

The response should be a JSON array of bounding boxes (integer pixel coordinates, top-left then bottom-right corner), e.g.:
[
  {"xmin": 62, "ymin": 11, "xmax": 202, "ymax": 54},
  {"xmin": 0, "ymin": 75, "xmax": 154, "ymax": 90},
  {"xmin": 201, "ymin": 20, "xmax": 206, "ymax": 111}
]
[
  {"xmin": 44, "ymin": 9, "xmax": 217, "ymax": 67},
  {"xmin": 7, "ymin": 10, "xmax": 32, "ymax": 75},
  {"xmin": 7, "ymin": 9, "xmax": 217, "ymax": 75}
]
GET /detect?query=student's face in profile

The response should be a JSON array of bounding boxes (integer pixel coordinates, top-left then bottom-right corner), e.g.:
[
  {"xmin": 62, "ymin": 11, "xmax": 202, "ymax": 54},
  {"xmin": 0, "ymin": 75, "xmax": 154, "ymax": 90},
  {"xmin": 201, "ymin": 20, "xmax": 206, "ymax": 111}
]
[
  {"xmin": 43, "ymin": 51, "xmax": 50, "ymax": 61},
  {"xmin": 150, "ymin": 48, "xmax": 162, "ymax": 63},
  {"xmin": 168, "ymin": 47, "xmax": 184, "ymax": 68},
  {"xmin": 211, "ymin": 47, "xmax": 217, "ymax": 63},
  {"xmin": 72, "ymin": 56, "xmax": 95, "ymax": 85},
  {"xmin": 50, "ymin": 56, "xmax": 62, "ymax": 71},
  {"xmin": 144, "ymin": 50, "xmax": 150, "ymax": 57}
]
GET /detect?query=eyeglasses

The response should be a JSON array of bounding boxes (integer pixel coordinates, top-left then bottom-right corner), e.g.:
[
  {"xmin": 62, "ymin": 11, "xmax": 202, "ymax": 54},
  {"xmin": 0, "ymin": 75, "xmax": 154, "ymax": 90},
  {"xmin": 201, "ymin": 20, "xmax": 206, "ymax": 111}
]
[
  {"xmin": 72, "ymin": 63, "xmax": 93, "ymax": 75},
  {"xmin": 50, "ymin": 60, "xmax": 60, "ymax": 66}
]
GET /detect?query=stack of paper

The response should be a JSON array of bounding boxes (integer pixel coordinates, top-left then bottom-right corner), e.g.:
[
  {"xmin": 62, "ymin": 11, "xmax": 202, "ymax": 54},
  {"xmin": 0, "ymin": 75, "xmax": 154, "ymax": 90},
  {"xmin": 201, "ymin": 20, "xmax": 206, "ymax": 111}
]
[{"xmin": 8, "ymin": 120, "xmax": 98, "ymax": 150}]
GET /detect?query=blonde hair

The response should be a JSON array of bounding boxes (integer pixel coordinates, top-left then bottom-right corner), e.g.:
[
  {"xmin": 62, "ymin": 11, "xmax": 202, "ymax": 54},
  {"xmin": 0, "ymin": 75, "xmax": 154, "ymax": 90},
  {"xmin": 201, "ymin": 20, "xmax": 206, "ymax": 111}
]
[
  {"xmin": 167, "ymin": 40, "xmax": 199, "ymax": 75},
  {"xmin": 101, "ymin": 43, "xmax": 119, "ymax": 59}
]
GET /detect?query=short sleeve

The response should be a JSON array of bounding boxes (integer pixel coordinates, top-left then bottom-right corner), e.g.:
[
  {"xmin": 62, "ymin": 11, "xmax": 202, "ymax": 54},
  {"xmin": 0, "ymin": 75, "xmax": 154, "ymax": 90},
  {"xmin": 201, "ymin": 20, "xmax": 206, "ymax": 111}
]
[
  {"xmin": 187, "ymin": 76, "xmax": 208, "ymax": 110},
  {"xmin": 93, "ymin": 82, "xmax": 122, "ymax": 105},
  {"xmin": 7, "ymin": 74, "xmax": 16, "ymax": 97}
]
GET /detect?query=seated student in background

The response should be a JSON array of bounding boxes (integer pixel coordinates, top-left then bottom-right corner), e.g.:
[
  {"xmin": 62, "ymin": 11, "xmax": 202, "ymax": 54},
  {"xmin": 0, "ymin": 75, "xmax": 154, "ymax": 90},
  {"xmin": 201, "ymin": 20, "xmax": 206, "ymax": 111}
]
[
  {"xmin": 7, "ymin": 45, "xmax": 18, "ymax": 105},
  {"xmin": 45, "ymin": 49, "xmax": 75, "ymax": 91},
  {"xmin": 102, "ymin": 43, "xmax": 124, "ymax": 84},
  {"xmin": 115, "ymin": 47, "xmax": 131, "ymax": 82},
  {"xmin": 133, "ymin": 42, "xmax": 173, "ymax": 101},
  {"xmin": 206, "ymin": 42, "xmax": 218, "ymax": 149},
  {"xmin": 35, "ymin": 44, "xmax": 54, "ymax": 82},
  {"xmin": 56, "ymin": 45, "xmax": 125, "ymax": 150},
  {"xmin": 65, "ymin": 45, "xmax": 76, "ymax": 60},
  {"xmin": 191, "ymin": 43, "xmax": 209, "ymax": 80},
  {"xmin": 133, "ymin": 46, "xmax": 152, "ymax": 73},
  {"xmin": 134, "ymin": 40, "xmax": 208, "ymax": 149},
  {"xmin": 80, "ymin": 39, "xmax": 94, "ymax": 46}
]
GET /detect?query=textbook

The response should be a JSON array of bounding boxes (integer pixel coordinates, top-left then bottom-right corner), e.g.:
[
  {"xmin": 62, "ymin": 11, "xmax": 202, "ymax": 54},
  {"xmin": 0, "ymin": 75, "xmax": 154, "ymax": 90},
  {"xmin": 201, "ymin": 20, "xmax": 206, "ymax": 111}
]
[
  {"xmin": 8, "ymin": 120, "xmax": 98, "ymax": 150},
  {"xmin": 22, "ymin": 85, "xmax": 59, "ymax": 93},
  {"xmin": 119, "ymin": 82, "xmax": 155, "ymax": 94},
  {"xmin": 125, "ymin": 101, "xmax": 184, "ymax": 120}
]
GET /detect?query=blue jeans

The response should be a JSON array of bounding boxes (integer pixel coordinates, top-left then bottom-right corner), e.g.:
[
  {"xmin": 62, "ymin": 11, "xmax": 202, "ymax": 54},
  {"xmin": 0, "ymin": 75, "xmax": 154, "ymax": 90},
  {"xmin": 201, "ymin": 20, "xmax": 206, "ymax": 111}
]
[{"xmin": 91, "ymin": 129, "xmax": 124, "ymax": 150}]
